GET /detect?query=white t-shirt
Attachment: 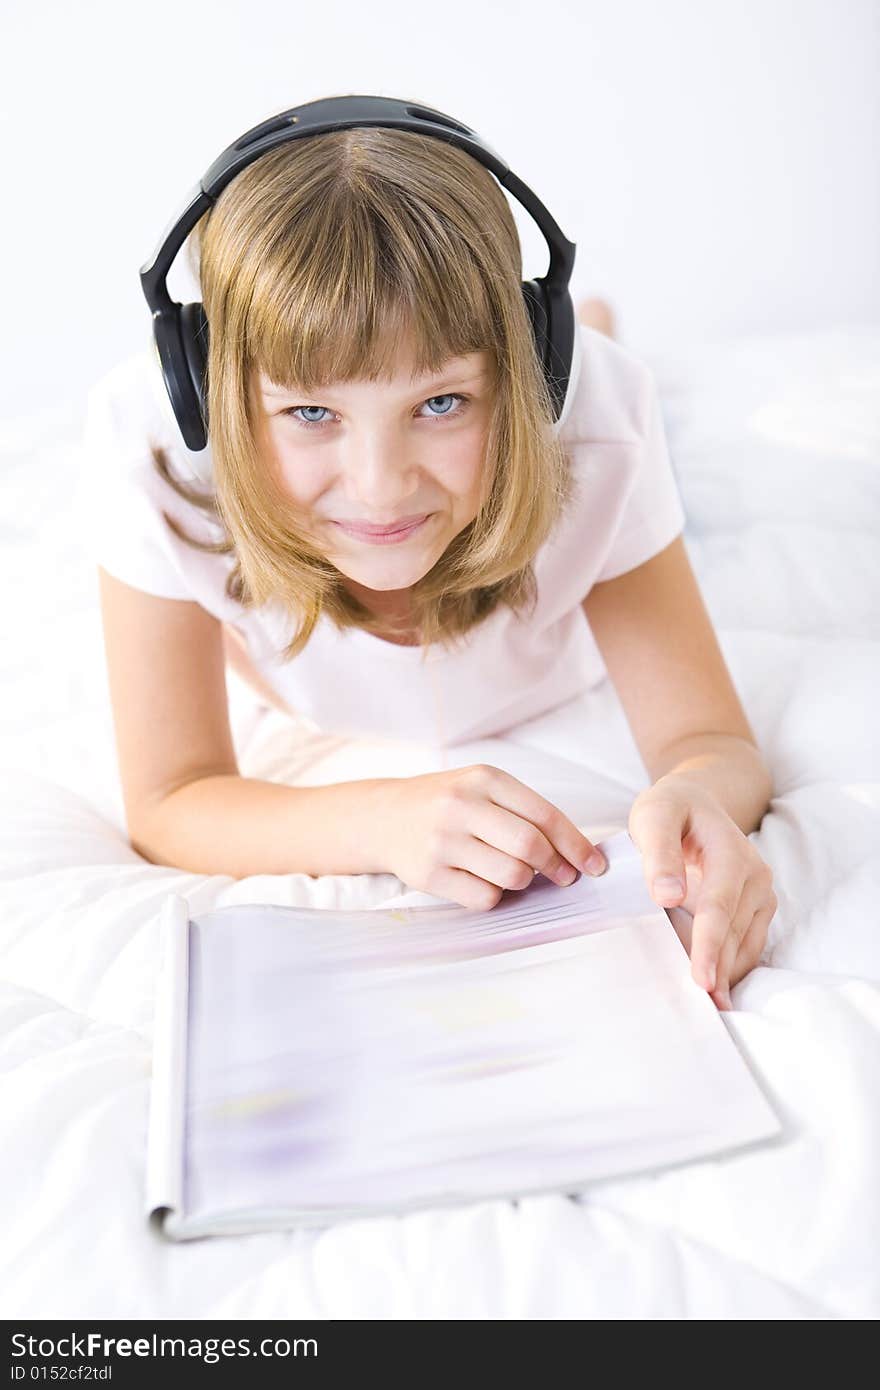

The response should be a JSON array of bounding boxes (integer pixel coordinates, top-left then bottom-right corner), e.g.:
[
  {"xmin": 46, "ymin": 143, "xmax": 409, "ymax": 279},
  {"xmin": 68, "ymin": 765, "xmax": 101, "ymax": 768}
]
[{"xmin": 75, "ymin": 323, "xmax": 686, "ymax": 746}]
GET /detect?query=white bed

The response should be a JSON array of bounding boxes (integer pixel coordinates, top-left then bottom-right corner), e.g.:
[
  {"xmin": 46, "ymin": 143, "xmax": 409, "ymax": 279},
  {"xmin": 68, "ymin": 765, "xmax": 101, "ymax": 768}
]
[{"xmin": 1, "ymin": 325, "xmax": 877, "ymax": 1320}]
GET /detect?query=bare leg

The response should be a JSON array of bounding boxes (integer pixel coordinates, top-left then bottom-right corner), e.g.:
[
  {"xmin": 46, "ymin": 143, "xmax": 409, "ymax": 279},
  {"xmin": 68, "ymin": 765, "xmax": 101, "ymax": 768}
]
[{"xmin": 577, "ymin": 296, "xmax": 616, "ymax": 340}]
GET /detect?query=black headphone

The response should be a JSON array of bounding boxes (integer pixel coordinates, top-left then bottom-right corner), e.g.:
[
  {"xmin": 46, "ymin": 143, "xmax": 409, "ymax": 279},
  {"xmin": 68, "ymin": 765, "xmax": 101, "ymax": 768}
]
[{"xmin": 140, "ymin": 93, "xmax": 577, "ymax": 454}]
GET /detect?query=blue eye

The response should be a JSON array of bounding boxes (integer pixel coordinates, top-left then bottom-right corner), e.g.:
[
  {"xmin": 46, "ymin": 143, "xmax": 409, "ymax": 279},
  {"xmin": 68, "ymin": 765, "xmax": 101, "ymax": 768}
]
[
  {"xmin": 282, "ymin": 393, "xmax": 471, "ymax": 430},
  {"xmin": 423, "ymin": 393, "xmax": 462, "ymax": 417},
  {"xmin": 292, "ymin": 405, "xmax": 332, "ymax": 426}
]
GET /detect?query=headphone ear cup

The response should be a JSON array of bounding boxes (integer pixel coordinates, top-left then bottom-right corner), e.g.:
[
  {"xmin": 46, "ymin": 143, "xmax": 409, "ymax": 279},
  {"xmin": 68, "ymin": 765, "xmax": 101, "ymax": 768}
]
[
  {"xmin": 152, "ymin": 305, "xmax": 208, "ymax": 452},
  {"xmin": 179, "ymin": 302, "xmax": 210, "ymax": 448},
  {"xmin": 522, "ymin": 279, "xmax": 573, "ymax": 424}
]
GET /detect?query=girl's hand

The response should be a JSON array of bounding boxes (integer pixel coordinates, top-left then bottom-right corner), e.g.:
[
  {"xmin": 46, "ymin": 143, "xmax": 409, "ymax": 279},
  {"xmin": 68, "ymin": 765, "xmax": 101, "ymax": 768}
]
[
  {"xmin": 385, "ymin": 764, "xmax": 607, "ymax": 911},
  {"xmin": 627, "ymin": 777, "xmax": 777, "ymax": 1011}
]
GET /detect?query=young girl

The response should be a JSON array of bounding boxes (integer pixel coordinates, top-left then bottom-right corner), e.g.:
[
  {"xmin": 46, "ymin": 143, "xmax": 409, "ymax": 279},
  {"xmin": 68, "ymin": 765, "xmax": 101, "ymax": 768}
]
[{"xmin": 81, "ymin": 116, "xmax": 776, "ymax": 1013}]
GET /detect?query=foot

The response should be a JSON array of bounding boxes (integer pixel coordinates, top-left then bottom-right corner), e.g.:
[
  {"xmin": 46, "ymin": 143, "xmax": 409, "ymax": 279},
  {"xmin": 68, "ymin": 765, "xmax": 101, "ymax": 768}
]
[{"xmin": 577, "ymin": 296, "xmax": 616, "ymax": 339}]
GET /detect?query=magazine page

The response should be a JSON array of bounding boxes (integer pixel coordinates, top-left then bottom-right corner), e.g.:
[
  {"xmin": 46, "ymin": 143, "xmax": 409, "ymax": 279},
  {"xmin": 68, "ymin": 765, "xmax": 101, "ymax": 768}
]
[{"xmin": 153, "ymin": 832, "xmax": 784, "ymax": 1239}]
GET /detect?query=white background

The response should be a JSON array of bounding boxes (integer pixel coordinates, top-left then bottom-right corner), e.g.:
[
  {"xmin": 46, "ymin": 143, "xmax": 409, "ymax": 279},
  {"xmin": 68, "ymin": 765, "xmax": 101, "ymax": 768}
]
[{"xmin": 1, "ymin": 0, "xmax": 877, "ymax": 430}]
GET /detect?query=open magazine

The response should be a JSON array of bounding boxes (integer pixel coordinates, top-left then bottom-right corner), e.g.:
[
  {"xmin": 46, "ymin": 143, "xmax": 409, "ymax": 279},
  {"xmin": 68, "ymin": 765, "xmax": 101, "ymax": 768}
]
[{"xmin": 146, "ymin": 831, "xmax": 784, "ymax": 1240}]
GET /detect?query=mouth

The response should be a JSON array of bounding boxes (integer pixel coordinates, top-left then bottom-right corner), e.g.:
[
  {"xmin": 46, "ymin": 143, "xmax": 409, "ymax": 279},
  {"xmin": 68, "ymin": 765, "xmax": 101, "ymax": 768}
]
[{"xmin": 331, "ymin": 514, "xmax": 432, "ymax": 544}]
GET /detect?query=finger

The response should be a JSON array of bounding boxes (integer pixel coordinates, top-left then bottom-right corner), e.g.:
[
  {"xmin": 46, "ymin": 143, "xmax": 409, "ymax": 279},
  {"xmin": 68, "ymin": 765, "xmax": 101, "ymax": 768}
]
[
  {"xmin": 710, "ymin": 883, "xmax": 756, "ymax": 1009},
  {"xmin": 677, "ymin": 859, "xmax": 703, "ymax": 918},
  {"xmin": 425, "ymin": 864, "xmax": 505, "ymax": 913},
  {"xmin": 714, "ymin": 869, "xmax": 776, "ymax": 1004},
  {"xmin": 726, "ymin": 899, "xmax": 777, "ymax": 994},
  {"xmin": 461, "ymin": 800, "xmax": 584, "ymax": 887},
  {"xmin": 472, "ymin": 765, "xmax": 607, "ymax": 876},
  {"xmin": 689, "ymin": 842, "xmax": 748, "ymax": 992},
  {"xmin": 628, "ymin": 796, "xmax": 688, "ymax": 906}
]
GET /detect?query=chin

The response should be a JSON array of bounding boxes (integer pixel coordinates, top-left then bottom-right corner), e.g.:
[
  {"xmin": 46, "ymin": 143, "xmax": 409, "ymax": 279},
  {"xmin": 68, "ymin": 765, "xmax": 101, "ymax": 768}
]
[{"xmin": 341, "ymin": 557, "xmax": 434, "ymax": 590}]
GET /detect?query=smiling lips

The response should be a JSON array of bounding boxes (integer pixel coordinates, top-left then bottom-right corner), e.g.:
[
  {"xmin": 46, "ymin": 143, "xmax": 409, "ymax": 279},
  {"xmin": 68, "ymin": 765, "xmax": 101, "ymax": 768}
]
[{"xmin": 331, "ymin": 514, "xmax": 432, "ymax": 543}]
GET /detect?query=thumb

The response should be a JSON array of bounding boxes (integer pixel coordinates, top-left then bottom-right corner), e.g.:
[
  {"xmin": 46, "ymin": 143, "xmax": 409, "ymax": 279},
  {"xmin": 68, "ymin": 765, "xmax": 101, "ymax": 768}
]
[
  {"xmin": 651, "ymin": 866, "xmax": 687, "ymax": 906},
  {"xmin": 629, "ymin": 798, "xmax": 688, "ymax": 906}
]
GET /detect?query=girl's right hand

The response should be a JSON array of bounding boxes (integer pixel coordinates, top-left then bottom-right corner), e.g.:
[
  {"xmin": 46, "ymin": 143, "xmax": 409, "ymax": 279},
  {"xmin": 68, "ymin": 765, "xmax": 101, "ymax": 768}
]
[{"xmin": 383, "ymin": 763, "xmax": 608, "ymax": 910}]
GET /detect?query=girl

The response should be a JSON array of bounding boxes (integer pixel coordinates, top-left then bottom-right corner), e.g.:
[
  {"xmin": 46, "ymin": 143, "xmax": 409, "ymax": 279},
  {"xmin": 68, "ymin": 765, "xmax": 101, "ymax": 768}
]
[{"xmin": 82, "ymin": 117, "xmax": 776, "ymax": 1013}]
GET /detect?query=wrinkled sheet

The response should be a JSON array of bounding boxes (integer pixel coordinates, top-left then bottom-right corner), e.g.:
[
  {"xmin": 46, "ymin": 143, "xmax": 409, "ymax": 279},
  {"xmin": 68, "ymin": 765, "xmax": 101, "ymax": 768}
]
[{"xmin": 1, "ymin": 325, "xmax": 878, "ymax": 1319}]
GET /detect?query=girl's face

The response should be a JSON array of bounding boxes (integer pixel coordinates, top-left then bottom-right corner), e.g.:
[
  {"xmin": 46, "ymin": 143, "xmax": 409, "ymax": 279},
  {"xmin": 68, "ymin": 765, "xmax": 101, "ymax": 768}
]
[{"xmin": 253, "ymin": 342, "xmax": 495, "ymax": 605}]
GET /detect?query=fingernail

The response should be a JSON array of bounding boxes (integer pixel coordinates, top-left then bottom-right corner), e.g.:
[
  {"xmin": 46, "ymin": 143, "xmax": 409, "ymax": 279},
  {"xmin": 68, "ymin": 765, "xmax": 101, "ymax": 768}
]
[
  {"xmin": 653, "ymin": 875, "xmax": 685, "ymax": 901},
  {"xmin": 586, "ymin": 851, "xmax": 607, "ymax": 875}
]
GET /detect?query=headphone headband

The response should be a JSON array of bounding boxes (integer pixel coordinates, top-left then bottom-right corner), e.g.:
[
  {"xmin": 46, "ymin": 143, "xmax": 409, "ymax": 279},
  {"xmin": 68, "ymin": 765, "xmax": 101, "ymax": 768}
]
[{"xmin": 140, "ymin": 93, "xmax": 577, "ymax": 453}]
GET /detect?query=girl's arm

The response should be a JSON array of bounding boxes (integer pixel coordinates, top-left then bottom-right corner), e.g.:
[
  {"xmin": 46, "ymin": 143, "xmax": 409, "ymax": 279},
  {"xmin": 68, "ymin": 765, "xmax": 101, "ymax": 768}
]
[
  {"xmin": 581, "ymin": 534, "xmax": 773, "ymax": 816},
  {"xmin": 582, "ymin": 535, "xmax": 776, "ymax": 1009},
  {"xmin": 98, "ymin": 568, "xmax": 392, "ymax": 878},
  {"xmin": 134, "ymin": 771, "xmax": 395, "ymax": 879}
]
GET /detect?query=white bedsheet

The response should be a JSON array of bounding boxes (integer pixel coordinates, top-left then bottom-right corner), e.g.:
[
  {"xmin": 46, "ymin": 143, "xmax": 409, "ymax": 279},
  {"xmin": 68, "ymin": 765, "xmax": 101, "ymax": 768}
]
[{"xmin": 1, "ymin": 326, "xmax": 877, "ymax": 1320}]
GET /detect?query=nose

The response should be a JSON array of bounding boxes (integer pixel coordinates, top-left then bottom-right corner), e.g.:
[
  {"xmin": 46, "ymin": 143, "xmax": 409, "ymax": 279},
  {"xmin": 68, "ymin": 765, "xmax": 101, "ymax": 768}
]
[{"xmin": 343, "ymin": 427, "xmax": 421, "ymax": 512}]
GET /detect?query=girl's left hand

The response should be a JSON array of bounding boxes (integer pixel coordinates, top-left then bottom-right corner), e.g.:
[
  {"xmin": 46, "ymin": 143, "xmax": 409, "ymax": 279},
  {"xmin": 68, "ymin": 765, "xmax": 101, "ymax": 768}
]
[{"xmin": 627, "ymin": 777, "xmax": 778, "ymax": 1012}]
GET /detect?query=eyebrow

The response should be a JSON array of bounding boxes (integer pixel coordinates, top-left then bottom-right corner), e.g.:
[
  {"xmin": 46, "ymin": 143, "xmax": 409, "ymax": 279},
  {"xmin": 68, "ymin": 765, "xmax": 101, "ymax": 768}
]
[{"xmin": 260, "ymin": 366, "xmax": 488, "ymax": 399}]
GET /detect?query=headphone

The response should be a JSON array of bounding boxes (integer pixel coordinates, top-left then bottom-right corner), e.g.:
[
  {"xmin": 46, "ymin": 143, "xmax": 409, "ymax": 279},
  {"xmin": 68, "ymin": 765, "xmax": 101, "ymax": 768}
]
[{"xmin": 140, "ymin": 93, "xmax": 578, "ymax": 456}]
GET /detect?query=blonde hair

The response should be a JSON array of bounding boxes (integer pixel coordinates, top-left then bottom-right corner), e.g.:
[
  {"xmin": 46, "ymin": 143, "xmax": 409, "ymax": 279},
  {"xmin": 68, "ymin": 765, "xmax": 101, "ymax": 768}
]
[{"xmin": 153, "ymin": 119, "xmax": 575, "ymax": 665}]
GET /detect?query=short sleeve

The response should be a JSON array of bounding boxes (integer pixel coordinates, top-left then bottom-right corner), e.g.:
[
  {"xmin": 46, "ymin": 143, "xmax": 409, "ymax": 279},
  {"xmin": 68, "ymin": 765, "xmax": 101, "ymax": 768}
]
[
  {"xmin": 594, "ymin": 367, "xmax": 687, "ymax": 582},
  {"xmin": 74, "ymin": 366, "xmax": 195, "ymax": 601}
]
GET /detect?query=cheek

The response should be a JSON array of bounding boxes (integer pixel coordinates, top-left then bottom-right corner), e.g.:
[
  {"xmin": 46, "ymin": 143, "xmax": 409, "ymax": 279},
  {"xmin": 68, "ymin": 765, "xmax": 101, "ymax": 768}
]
[
  {"xmin": 432, "ymin": 431, "xmax": 488, "ymax": 499},
  {"xmin": 273, "ymin": 444, "xmax": 327, "ymax": 506}
]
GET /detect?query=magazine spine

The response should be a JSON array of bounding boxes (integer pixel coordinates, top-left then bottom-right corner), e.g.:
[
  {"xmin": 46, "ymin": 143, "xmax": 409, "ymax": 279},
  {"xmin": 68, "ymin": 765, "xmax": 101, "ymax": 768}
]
[{"xmin": 145, "ymin": 892, "xmax": 190, "ymax": 1230}]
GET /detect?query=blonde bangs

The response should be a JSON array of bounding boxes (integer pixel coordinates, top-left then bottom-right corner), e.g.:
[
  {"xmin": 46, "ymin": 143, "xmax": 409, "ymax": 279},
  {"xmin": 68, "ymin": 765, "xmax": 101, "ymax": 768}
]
[
  {"xmin": 245, "ymin": 184, "xmax": 500, "ymax": 398},
  {"xmin": 164, "ymin": 123, "xmax": 575, "ymax": 665}
]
